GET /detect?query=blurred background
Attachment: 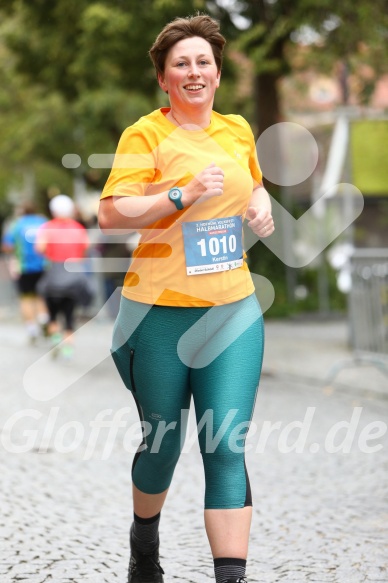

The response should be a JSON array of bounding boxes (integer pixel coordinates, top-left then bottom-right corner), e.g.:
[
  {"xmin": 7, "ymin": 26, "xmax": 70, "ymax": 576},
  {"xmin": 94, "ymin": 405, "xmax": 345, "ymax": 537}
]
[{"xmin": 0, "ymin": 0, "xmax": 387, "ymax": 336}]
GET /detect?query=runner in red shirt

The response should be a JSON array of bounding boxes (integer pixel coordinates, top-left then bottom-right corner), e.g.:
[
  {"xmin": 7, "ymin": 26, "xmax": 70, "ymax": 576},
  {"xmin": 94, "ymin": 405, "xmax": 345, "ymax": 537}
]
[{"xmin": 36, "ymin": 195, "xmax": 91, "ymax": 358}]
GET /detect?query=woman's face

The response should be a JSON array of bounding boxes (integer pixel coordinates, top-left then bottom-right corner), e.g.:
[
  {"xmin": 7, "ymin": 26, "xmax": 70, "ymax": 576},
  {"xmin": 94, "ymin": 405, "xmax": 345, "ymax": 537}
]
[{"xmin": 158, "ymin": 36, "xmax": 220, "ymax": 112}]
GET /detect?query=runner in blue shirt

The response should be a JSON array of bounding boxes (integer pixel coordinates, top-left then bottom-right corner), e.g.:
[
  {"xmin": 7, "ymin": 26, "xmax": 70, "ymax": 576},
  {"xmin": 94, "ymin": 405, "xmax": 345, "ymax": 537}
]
[{"xmin": 2, "ymin": 201, "xmax": 49, "ymax": 343}]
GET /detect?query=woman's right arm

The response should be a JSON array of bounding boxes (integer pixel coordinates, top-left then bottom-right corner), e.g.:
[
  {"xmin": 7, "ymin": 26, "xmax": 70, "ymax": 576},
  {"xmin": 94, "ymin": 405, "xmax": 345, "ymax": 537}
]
[
  {"xmin": 98, "ymin": 162, "xmax": 224, "ymax": 232},
  {"xmin": 98, "ymin": 189, "xmax": 181, "ymax": 232}
]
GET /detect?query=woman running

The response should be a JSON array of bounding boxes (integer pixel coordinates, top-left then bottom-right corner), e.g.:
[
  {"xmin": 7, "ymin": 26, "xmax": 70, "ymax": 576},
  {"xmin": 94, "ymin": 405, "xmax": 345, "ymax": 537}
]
[{"xmin": 98, "ymin": 14, "xmax": 274, "ymax": 583}]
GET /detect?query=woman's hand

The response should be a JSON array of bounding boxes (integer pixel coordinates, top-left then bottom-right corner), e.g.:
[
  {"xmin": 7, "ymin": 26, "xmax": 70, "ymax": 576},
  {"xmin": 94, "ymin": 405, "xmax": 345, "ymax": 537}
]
[
  {"xmin": 182, "ymin": 162, "xmax": 224, "ymax": 206},
  {"xmin": 246, "ymin": 206, "xmax": 274, "ymax": 237}
]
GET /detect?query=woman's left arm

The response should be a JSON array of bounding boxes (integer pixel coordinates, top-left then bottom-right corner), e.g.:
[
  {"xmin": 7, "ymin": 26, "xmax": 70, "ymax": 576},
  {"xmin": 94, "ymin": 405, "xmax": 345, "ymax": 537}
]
[{"xmin": 246, "ymin": 181, "xmax": 275, "ymax": 238}]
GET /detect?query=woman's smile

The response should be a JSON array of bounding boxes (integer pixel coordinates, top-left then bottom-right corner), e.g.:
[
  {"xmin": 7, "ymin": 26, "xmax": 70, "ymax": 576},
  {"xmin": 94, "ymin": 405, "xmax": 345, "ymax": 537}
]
[{"xmin": 184, "ymin": 84, "xmax": 205, "ymax": 92}]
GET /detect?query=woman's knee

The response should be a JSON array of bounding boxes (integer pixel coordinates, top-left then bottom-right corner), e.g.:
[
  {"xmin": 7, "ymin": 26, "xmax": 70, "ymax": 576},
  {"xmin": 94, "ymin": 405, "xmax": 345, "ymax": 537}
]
[
  {"xmin": 202, "ymin": 451, "xmax": 250, "ymax": 509},
  {"xmin": 132, "ymin": 439, "xmax": 182, "ymax": 494}
]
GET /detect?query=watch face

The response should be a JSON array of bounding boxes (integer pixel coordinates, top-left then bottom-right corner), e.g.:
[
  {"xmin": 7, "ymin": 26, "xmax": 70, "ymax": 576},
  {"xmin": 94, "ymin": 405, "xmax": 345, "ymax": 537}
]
[{"xmin": 170, "ymin": 188, "xmax": 181, "ymax": 200}]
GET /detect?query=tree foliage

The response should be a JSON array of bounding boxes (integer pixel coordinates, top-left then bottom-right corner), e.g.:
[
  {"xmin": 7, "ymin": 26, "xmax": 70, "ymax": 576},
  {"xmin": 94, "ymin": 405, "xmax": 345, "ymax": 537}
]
[
  {"xmin": 0, "ymin": 0, "xmax": 387, "ymax": 204},
  {"xmin": 210, "ymin": 0, "xmax": 388, "ymax": 133},
  {"xmin": 0, "ymin": 0, "xmax": 210, "ymax": 200}
]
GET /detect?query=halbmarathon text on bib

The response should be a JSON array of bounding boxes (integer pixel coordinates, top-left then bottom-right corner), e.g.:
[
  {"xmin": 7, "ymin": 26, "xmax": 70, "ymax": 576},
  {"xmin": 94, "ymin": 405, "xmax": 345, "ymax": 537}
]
[{"xmin": 181, "ymin": 216, "xmax": 243, "ymax": 276}]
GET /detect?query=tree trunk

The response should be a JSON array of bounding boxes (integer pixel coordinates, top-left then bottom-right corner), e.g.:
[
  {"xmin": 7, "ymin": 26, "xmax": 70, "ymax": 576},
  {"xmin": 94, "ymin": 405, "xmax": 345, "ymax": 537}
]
[
  {"xmin": 254, "ymin": 71, "xmax": 283, "ymax": 196},
  {"xmin": 254, "ymin": 71, "xmax": 282, "ymax": 136}
]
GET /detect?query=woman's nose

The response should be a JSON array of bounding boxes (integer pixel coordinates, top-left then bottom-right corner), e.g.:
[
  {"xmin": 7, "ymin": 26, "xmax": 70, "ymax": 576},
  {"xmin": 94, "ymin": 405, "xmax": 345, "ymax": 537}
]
[{"xmin": 188, "ymin": 65, "xmax": 200, "ymax": 77}]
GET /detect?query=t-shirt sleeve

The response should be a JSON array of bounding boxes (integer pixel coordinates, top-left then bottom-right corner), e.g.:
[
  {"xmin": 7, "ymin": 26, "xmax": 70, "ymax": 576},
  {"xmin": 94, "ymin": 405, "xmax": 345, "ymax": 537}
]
[
  {"xmin": 100, "ymin": 124, "xmax": 158, "ymax": 200},
  {"xmin": 246, "ymin": 124, "xmax": 262, "ymax": 188},
  {"xmin": 236, "ymin": 115, "xmax": 263, "ymax": 188},
  {"xmin": 249, "ymin": 140, "xmax": 263, "ymax": 187}
]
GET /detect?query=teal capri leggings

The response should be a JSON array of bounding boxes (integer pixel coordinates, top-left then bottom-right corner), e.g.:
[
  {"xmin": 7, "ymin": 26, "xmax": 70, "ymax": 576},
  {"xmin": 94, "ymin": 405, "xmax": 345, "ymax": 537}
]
[{"xmin": 111, "ymin": 293, "xmax": 264, "ymax": 509}]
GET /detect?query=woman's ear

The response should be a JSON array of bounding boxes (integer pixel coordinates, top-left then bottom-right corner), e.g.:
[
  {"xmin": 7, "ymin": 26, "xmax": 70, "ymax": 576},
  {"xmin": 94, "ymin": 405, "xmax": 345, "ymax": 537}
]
[
  {"xmin": 158, "ymin": 72, "xmax": 167, "ymax": 93},
  {"xmin": 216, "ymin": 70, "xmax": 221, "ymax": 88}
]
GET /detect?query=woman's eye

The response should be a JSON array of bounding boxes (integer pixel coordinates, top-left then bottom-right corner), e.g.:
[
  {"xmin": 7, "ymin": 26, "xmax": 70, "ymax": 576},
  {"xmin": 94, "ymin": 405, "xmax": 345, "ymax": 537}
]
[
  {"xmin": 199, "ymin": 60, "xmax": 209, "ymax": 65},
  {"xmin": 176, "ymin": 62, "xmax": 186, "ymax": 67}
]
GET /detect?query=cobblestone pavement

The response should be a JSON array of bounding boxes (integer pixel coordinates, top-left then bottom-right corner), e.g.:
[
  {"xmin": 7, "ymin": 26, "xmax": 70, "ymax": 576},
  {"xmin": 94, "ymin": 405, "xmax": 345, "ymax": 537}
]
[{"xmin": 0, "ymin": 309, "xmax": 387, "ymax": 583}]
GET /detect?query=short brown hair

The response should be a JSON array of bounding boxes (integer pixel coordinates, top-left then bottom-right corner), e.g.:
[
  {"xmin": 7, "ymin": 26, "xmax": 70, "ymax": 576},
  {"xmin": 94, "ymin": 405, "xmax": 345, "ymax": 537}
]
[{"xmin": 149, "ymin": 14, "xmax": 226, "ymax": 76}]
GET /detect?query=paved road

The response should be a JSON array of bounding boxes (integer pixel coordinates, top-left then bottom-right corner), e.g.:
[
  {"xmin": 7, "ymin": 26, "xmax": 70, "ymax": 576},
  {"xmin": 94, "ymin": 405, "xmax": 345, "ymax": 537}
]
[{"xmin": 1, "ymin": 307, "xmax": 387, "ymax": 582}]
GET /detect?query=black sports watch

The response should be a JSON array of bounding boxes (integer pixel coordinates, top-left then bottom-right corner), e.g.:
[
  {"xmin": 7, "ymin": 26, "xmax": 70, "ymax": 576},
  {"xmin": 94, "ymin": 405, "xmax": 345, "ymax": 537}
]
[{"xmin": 168, "ymin": 187, "xmax": 184, "ymax": 210}]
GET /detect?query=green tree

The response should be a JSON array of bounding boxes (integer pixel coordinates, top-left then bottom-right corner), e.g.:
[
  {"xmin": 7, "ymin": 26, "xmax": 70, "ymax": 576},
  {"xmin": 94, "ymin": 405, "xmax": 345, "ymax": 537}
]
[
  {"xmin": 1, "ymin": 0, "xmax": 387, "ymax": 208},
  {"xmin": 0, "ymin": 0, "xmax": 212, "ymax": 198},
  {"xmin": 210, "ymin": 0, "xmax": 388, "ymax": 134},
  {"xmin": 1, "ymin": 0, "xmax": 388, "ymax": 155}
]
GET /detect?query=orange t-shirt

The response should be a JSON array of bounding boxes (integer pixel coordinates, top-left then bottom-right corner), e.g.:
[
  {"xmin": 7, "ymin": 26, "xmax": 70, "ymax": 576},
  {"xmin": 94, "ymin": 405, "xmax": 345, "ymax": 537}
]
[{"xmin": 100, "ymin": 108, "xmax": 262, "ymax": 307}]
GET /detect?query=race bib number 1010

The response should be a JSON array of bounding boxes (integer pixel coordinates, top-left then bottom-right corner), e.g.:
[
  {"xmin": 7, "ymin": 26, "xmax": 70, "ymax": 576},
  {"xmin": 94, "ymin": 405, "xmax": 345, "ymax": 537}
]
[{"xmin": 181, "ymin": 216, "xmax": 243, "ymax": 276}]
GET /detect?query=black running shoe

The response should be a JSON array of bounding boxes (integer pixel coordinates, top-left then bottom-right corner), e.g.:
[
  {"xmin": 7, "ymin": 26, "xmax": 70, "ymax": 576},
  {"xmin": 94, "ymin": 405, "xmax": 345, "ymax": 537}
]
[
  {"xmin": 225, "ymin": 578, "xmax": 248, "ymax": 583},
  {"xmin": 128, "ymin": 525, "xmax": 164, "ymax": 583}
]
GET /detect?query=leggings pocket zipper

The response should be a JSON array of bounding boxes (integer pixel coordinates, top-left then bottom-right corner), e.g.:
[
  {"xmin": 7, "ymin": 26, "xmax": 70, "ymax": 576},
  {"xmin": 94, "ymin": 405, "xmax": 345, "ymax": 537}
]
[{"xmin": 129, "ymin": 348, "xmax": 137, "ymax": 392}]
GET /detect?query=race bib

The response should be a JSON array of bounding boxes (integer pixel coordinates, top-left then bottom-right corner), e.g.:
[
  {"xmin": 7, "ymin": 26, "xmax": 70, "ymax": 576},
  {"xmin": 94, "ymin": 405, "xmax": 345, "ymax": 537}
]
[{"xmin": 181, "ymin": 216, "xmax": 243, "ymax": 276}]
